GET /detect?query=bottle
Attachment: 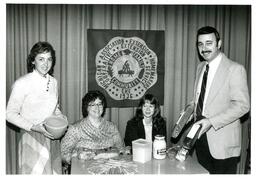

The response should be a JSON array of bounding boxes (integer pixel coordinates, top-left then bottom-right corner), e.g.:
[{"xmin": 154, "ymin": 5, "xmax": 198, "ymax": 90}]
[
  {"xmin": 183, "ymin": 124, "xmax": 202, "ymax": 150},
  {"xmin": 153, "ymin": 135, "xmax": 166, "ymax": 159},
  {"xmin": 172, "ymin": 104, "xmax": 194, "ymax": 138},
  {"xmin": 176, "ymin": 124, "xmax": 202, "ymax": 162}
]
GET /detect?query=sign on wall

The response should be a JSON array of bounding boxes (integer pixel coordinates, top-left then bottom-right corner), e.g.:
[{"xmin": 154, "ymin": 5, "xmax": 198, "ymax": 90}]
[{"xmin": 88, "ymin": 29, "xmax": 165, "ymax": 107}]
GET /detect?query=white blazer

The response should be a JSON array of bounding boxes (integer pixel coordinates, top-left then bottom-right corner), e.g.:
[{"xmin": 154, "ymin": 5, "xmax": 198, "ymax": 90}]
[{"xmin": 193, "ymin": 53, "xmax": 250, "ymax": 159}]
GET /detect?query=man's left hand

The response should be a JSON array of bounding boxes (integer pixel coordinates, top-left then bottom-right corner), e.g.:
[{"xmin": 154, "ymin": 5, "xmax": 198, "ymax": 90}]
[{"xmin": 195, "ymin": 118, "xmax": 212, "ymax": 138}]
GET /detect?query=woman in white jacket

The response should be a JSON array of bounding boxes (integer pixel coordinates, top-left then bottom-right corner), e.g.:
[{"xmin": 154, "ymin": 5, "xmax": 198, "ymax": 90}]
[{"xmin": 6, "ymin": 41, "xmax": 67, "ymax": 174}]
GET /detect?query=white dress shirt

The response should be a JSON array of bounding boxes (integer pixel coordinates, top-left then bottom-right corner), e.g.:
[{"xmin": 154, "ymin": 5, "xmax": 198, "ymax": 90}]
[
  {"xmin": 196, "ymin": 53, "xmax": 222, "ymax": 115},
  {"xmin": 143, "ymin": 119, "xmax": 152, "ymax": 141}
]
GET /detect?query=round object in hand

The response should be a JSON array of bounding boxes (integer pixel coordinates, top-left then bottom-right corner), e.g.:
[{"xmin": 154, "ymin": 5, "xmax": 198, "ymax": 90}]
[{"xmin": 44, "ymin": 115, "xmax": 68, "ymax": 139}]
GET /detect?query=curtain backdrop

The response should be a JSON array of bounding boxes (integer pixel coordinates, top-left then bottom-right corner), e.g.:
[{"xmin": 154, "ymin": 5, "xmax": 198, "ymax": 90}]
[{"xmin": 6, "ymin": 4, "xmax": 251, "ymax": 174}]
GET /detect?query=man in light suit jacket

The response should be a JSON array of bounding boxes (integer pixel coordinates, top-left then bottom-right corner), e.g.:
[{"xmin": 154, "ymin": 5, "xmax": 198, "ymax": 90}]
[{"xmin": 192, "ymin": 26, "xmax": 250, "ymax": 174}]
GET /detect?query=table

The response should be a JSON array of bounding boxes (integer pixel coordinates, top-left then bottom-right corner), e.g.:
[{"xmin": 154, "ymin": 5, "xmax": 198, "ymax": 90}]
[{"xmin": 71, "ymin": 155, "xmax": 209, "ymax": 174}]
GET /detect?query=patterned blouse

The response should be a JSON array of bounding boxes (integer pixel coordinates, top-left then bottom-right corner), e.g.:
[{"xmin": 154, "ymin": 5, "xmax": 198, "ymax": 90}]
[{"xmin": 61, "ymin": 118, "xmax": 124, "ymax": 162}]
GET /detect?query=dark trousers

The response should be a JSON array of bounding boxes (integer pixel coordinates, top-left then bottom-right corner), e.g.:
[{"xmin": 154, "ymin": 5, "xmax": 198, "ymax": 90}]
[{"xmin": 195, "ymin": 133, "xmax": 239, "ymax": 174}]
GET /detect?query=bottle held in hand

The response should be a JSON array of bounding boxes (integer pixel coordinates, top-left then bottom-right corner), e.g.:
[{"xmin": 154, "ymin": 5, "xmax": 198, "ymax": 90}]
[
  {"xmin": 172, "ymin": 104, "xmax": 194, "ymax": 138},
  {"xmin": 183, "ymin": 124, "xmax": 202, "ymax": 150},
  {"xmin": 176, "ymin": 124, "xmax": 202, "ymax": 161}
]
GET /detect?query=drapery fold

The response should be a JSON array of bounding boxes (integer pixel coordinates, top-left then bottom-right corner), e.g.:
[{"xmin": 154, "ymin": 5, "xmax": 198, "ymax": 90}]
[{"xmin": 6, "ymin": 4, "xmax": 251, "ymax": 174}]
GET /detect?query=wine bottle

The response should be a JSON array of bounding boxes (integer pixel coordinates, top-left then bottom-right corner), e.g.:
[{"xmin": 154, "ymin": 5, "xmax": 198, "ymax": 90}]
[{"xmin": 183, "ymin": 124, "xmax": 202, "ymax": 150}]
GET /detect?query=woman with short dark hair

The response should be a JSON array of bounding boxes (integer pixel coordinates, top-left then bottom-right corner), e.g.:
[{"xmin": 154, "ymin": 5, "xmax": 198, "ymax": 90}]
[
  {"xmin": 6, "ymin": 41, "xmax": 66, "ymax": 174},
  {"xmin": 61, "ymin": 90, "xmax": 124, "ymax": 164}
]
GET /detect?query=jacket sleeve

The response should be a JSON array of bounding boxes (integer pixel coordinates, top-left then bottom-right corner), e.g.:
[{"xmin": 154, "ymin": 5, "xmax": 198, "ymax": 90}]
[
  {"xmin": 124, "ymin": 120, "xmax": 139, "ymax": 147},
  {"xmin": 111, "ymin": 124, "xmax": 124, "ymax": 150},
  {"xmin": 209, "ymin": 65, "xmax": 250, "ymax": 130},
  {"xmin": 6, "ymin": 80, "xmax": 34, "ymax": 131}
]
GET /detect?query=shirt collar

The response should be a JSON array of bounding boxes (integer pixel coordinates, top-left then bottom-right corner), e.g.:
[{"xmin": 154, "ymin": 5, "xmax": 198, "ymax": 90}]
[
  {"xmin": 207, "ymin": 52, "xmax": 222, "ymax": 68},
  {"xmin": 32, "ymin": 70, "xmax": 49, "ymax": 81},
  {"xmin": 143, "ymin": 119, "xmax": 152, "ymax": 126}
]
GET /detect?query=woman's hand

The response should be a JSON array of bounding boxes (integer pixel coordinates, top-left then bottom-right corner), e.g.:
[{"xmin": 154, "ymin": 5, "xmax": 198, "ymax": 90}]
[
  {"xmin": 124, "ymin": 146, "xmax": 131, "ymax": 155},
  {"xmin": 31, "ymin": 122, "xmax": 54, "ymax": 139}
]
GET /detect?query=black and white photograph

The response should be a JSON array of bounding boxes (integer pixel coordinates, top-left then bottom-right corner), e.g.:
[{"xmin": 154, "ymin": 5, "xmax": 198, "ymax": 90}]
[{"xmin": 1, "ymin": 0, "xmax": 254, "ymax": 176}]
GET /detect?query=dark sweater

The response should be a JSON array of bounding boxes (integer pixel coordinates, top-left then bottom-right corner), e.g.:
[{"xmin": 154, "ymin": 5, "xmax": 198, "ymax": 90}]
[{"xmin": 124, "ymin": 117, "xmax": 166, "ymax": 147}]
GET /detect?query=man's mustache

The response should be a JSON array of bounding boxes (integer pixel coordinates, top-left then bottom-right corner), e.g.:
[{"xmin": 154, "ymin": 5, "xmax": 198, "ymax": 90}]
[{"xmin": 202, "ymin": 50, "xmax": 211, "ymax": 54}]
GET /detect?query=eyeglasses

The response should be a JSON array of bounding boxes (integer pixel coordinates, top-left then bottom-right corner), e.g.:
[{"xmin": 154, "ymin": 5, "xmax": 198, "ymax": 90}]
[{"xmin": 88, "ymin": 103, "xmax": 103, "ymax": 107}]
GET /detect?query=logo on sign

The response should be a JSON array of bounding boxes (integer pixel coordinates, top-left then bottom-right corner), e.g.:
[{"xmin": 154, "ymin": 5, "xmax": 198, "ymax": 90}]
[{"xmin": 95, "ymin": 37, "xmax": 157, "ymax": 100}]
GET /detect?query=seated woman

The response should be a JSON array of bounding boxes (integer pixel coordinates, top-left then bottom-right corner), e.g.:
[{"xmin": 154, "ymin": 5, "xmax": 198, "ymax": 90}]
[
  {"xmin": 124, "ymin": 94, "xmax": 166, "ymax": 147},
  {"xmin": 61, "ymin": 90, "xmax": 124, "ymax": 165}
]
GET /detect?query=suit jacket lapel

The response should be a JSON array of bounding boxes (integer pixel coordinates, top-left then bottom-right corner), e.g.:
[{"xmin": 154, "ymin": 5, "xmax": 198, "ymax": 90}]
[
  {"xmin": 205, "ymin": 54, "xmax": 230, "ymax": 106},
  {"xmin": 138, "ymin": 120, "xmax": 145, "ymax": 138},
  {"xmin": 194, "ymin": 62, "xmax": 206, "ymax": 102}
]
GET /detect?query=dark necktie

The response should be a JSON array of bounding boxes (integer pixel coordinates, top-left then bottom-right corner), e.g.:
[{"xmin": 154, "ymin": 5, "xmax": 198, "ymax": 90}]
[{"xmin": 196, "ymin": 64, "xmax": 209, "ymax": 120}]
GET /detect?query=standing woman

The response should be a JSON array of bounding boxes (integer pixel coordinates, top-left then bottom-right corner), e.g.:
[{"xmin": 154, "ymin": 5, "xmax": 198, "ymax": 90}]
[
  {"xmin": 124, "ymin": 94, "xmax": 166, "ymax": 147},
  {"xmin": 6, "ymin": 41, "xmax": 67, "ymax": 174}
]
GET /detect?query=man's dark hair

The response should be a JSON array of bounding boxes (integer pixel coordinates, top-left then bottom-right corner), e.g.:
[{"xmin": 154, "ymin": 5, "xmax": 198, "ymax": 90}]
[
  {"xmin": 196, "ymin": 26, "xmax": 221, "ymax": 61},
  {"xmin": 197, "ymin": 26, "xmax": 220, "ymax": 43}
]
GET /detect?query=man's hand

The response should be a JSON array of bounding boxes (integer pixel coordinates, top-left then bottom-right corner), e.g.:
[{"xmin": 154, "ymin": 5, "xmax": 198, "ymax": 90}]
[{"xmin": 195, "ymin": 118, "xmax": 212, "ymax": 138}]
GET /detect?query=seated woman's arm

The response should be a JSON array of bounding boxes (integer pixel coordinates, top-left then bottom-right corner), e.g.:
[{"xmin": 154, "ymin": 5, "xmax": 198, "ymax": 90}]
[
  {"xmin": 110, "ymin": 123, "xmax": 124, "ymax": 151},
  {"xmin": 61, "ymin": 125, "xmax": 79, "ymax": 163}
]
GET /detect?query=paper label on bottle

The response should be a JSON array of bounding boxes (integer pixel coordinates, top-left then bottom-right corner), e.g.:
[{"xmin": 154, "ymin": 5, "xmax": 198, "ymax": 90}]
[
  {"xmin": 187, "ymin": 124, "xmax": 200, "ymax": 139},
  {"xmin": 157, "ymin": 148, "xmax": 166, "ymax": 155}
]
